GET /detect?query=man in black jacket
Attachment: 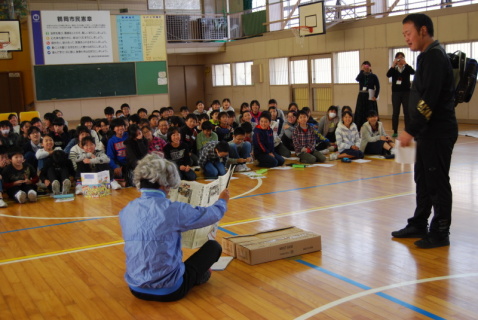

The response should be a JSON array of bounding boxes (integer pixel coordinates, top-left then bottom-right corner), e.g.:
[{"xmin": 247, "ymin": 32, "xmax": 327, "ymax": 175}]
[{"xmin": 392, "ymin": 13, "xmax": 458, "ymax": 248}]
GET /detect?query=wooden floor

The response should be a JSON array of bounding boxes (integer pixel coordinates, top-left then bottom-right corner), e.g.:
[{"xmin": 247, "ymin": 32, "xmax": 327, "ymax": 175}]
[{"xmin": 1, "ymin": 122, "xmax": 478, "ymax": 319}]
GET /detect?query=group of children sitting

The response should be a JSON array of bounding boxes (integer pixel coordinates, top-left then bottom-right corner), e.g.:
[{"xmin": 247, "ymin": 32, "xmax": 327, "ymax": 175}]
[{"xmin": 0, "ymin": 99, "xmax": 395, "ymax": 207}]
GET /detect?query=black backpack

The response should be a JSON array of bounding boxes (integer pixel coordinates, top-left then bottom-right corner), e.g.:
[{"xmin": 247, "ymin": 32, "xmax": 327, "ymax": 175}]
[{"xmin": 448, "ymin": 51, "xmax": 478, "ymax": 107}]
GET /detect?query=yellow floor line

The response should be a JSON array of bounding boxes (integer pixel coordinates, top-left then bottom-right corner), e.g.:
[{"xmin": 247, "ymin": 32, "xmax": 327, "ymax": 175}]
[
  {"xmin": 0, "ymin": 240, "xmax": 124, "ymax": 265},
  {"xmin": 220, "ymin": 191, "xmax": 414, "ymax": 227}
]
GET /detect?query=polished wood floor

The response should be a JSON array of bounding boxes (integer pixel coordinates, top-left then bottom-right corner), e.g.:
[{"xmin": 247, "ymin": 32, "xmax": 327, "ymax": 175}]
[{"xmin": 1, "ymin": 122, "xmax": 478, "ymax": 319}]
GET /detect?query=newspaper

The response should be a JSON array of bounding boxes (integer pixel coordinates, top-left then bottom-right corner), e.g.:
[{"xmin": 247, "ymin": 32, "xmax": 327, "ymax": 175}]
[{"xmin": 169, "ymin": 168, "xmax": 233, "ymax": 249}]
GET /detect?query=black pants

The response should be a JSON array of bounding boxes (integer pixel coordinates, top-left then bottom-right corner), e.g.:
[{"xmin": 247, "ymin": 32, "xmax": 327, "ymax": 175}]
[
  {"xmin": 46, "ymin": 167, "xmax": 70, "ymax": 184},
  {"xmin": 391, "ymin": 91, "xmax": 410, "ymax": 133},
  {"xmin": 355, "ymin": 92, "xmax": 378, "ymax": 132},
  {"xmin": 406, "ymin": 136, "xmax": 457, "ymax": 237},
  {"xmin": 130, "ymin": 240, "xmax": 222, "ymax": 302},
  {"xmin": 6, "ymin": 184, "xmax": 37, "ymax": 201}
]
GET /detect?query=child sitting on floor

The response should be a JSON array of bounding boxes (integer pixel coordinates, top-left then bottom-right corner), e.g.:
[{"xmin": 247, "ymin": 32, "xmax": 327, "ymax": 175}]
[
  {"xmin": 331, "ymin": 111, "xmax": 364, "ymax": 160},
  {"xmin": 360, "ymin": 110, "xmax": 395, "ymax": 156},
  {"xmin": 198, "ymin": 141, "xmax": 230, "ymax": 179},
  {"xmin": 75, "ymin": 136, "xmax": 117, "ymax": 194},
  {"xmin": 40, "ymin": 149, "xmax": 75, "ymax": 195},
  {"xmin": 2, "ymin": 148, "xmax": 39, "ymax": 203},
  {"xmin": 252, "ymin": 111, "xmax": 285, "ymax": 168}
]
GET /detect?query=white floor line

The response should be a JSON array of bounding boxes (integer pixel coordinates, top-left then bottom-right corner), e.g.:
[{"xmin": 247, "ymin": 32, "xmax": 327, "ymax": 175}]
[
  {"xmin": 0, "ymin": 213, "xmax": 118, "ymax": 220},
  {"xmin": 295, "ymin": 272, "xmax": 478, "ymax": 320},
  {"xmin": 0, "ymin": 178, "xmax": 263, "ymax": 221},
  {"xmin": 230, "ymin": 178, "xmax": 263, "ymax": 199},
  {"xmin": 222, "ymin": 192, "xmax": 414, "ymax": 227}
]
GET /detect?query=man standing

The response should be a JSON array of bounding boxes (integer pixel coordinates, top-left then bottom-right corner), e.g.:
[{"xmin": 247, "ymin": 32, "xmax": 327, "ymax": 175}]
[
  {"xmin": 391, "ymin": 14, "xmax": 458, "ymax": 248},
  {"xmin": 386, "ymin": 52, "xmax": 415, "ymax": 137}
]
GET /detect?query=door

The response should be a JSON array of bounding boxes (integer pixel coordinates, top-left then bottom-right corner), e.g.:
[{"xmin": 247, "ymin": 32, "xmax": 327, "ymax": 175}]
[{"xmin": 168, "ymin": 65, "xmax": 204, "ymax": 111}]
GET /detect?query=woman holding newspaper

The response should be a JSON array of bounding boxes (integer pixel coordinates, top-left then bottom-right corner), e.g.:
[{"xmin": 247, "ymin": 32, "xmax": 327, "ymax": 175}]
[{"xmin": 119, "ymin": 154, "xmax": 229, "ymax": 302}]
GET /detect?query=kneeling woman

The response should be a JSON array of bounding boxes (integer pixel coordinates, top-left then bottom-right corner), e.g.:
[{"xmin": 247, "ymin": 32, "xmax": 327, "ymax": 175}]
[
  {"xmin": 119, "ymin": 154, "xmax": 229, "ymax": 302},
  {"xmin": 332, "ymin": 111, "xmax": 364, "ymax": 160}
]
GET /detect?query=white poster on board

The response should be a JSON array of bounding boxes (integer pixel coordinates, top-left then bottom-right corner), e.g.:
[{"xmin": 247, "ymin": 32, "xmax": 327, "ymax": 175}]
[{"xmin": 41, "ymin": 11, "xmax": 113, "ymax": 65}]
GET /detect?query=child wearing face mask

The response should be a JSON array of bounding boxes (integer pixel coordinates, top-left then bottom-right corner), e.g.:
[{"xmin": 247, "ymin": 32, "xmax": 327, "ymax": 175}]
[
  {"xmin": 0, "ymin": 121, "xmax": 20, "ymax": 149},
  {"xmin": 318, "ymin": 106, "xmax": 339, "ymax": 150}
]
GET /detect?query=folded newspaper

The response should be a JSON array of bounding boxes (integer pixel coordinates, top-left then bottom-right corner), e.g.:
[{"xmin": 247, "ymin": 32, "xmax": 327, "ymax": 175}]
[{"xmin": 168, "ymin": 168, "xmax": 233, "ymax": 249}]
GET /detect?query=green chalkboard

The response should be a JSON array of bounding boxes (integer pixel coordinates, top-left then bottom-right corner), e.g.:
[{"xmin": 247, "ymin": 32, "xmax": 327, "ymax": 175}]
[
  {"xmin": 136, "ymin": 61, "xmax": 168, "ymax": 95},
  {"xmin": 34, "ymin": 63, "xmax": 137, "ymax": 100}
]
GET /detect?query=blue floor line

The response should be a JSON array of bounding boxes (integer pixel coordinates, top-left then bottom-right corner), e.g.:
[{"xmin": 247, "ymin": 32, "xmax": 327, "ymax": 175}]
[
  {"xmin": 0, "ymin": 218, "xmax": 101, "ymax": 234},
  {"xmin": 233, "ymin": 171, "xmax": 412, "ymax": 199},
  {"xmin": 294, "ymin": 259, "xmax": 445, "ymax": 320},
  {"xmin": 218, "ymin": 227, "xmax": 444, "ymax": 319}
]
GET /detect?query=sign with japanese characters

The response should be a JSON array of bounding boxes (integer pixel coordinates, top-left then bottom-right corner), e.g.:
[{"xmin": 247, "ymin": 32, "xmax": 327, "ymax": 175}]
[
  {"xmin": 32, "ymin": 11, "xmax": 113, "ymax": 65},
  {"xmin": 116, "ymin": 15, "xmax": 166, "ymax": 62}
]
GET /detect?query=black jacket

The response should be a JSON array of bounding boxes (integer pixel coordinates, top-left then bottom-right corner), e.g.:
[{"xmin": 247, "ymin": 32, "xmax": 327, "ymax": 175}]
[{"xmin": 407, "ymin": 41, "xmax": 458, "ymax": 139}]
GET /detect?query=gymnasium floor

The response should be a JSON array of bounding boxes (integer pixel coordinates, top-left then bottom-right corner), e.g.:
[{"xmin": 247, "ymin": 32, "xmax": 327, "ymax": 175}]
[{"xmin": 1, "ymin": 123, "xmax": 478, "ymax": 319}]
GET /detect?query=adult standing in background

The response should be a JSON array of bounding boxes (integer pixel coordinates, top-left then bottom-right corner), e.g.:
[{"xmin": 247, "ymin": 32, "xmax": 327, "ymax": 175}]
[
  {"xmin": 391, "ymin": 13, "xmax": 458, "ymax": 249},
  {"xmin": 354, "ymin": 61, "xmax": 380, "ymax": 131},
  {"xmin": 386, "ymin": 52, "xmax": 416, "ymax": 137}
]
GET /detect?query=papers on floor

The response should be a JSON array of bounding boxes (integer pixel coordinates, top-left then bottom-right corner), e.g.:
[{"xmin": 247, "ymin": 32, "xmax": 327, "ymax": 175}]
[
  {"xmin": 211, "ymin": 256, "xmax": 234, "ymax": 271},
  {"xmin": 351, "ymin": 159, "xmax": 371, "ymax": 163}
]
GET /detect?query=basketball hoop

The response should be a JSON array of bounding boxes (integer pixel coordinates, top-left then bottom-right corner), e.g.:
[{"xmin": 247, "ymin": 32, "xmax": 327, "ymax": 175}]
[{"xmin": 291, "ymin": 26, "xmax": 313, "ymax": 48}]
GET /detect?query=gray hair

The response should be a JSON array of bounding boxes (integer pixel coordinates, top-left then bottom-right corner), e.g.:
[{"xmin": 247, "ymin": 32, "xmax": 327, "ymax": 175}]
[{"xmin": 133, "ymin": 154, "xmax": 181, "ymax": 189}]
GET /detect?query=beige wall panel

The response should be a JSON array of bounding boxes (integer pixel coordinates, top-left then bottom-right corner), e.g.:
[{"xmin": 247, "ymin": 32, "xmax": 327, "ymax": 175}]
[
  {"xmin": 333, "ymin": 84, "xmax": 357, "ymax": 107},
  {"xmin": 239, "ymin": 43, "xmax": 255, "ymax": 61},
  {"xmin": 174, "ymin": 54, "xmax": 203, "ymax": 66},
  {"xmin": 386, "ymin": 22, "xmax": 406, "ymax": 47},
  {"xmin": 81, "ymin": 99, "xmax": 109, "ymax": 118},
  {"xmin": 326, "ymin": 30, "xmax": 345, "ymax": 52},
  {"xmin": 279, "ymin": 38, "xmax": 295, "ymax": 57},
  {"xmin": 437, "ymin": 14, "xmax": 468, "ymax": 43},
  {"xmin": 363, "ymin": 25, "xmax": 387, "ymax": 49},
  {"xmin": 226, "ymin": 46, "xmax": 244, "ymax": 62},
  {"xmin": 308, "ymin": 34, "xmax": 327, "ymax": 54},
  {"xmin": 344, "ymin": 27, "xmax": 364, "ymax": 50},
  {"xmin": 269, "ymin": 86, "xmax": 291, "ymax": 108},
  {"xmin": 129, "ymin": 95, "xmax": 156, "ymax": 110},
  {"xmin": 153, "ymin": 94, "xmax": 169, "ymax": 108},
  {"xmin": 264, "ymin": 40, "xmax": 281, "ymax": 59},
  {"xmin": 35, "ymin": 100, "xmax": 82, "ymax": 122},
  {"xmin": 293, "ymin": 38, "xmax": 310, "ymax": 56},
  {"xmin": 455, "ymin": 103, "xmax": 469, "ymax": 120},
  {"xmin": 467, "ymin": 95, "xmax": 478, "ymax": 120},
  {"xmin": 252, "ymin": 41, "xmax": 267, "ymax": 60},
  {"xmin": 469, "ymin": 11, "xmax": 478, "ymax": 39},
  {"xmin": 105, "ymin": 97, "xmax": 134, "ymax": 112}
]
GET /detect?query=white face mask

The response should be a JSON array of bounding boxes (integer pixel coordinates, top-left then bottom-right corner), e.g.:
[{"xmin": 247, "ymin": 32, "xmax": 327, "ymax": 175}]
[
  {"xmin": 1, "ymin": 129, "xmax": 9, "ymax": 135},
  {"xmin": 329, "ymin": 112, "xmax": 337, "ymax": 119}
]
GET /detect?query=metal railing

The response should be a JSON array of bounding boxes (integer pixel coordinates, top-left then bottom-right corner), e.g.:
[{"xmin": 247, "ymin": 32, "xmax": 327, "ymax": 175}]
[{"xmin": 165, "ymin": 0, "xmax": 478, "ymax": 42}]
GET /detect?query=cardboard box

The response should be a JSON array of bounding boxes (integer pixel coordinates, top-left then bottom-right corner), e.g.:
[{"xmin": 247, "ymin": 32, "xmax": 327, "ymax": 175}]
[{"xmin": 222, "ymin": 227, "xmax": 321, "ymax": 265}]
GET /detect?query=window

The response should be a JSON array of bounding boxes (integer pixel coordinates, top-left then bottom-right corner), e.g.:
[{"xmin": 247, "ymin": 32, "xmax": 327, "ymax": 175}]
[
  {"xmin": 233, "ymin": 61, "xmax": 253, "ymax": 86},
  {"xmin": 269, "ymin": 57, "xmax": 289, "ymax": 85},
  {"xmin": 311, "ymin": 57, "xmax": 332, "ymax": 84},
  {"xmin": 212, "ymin": 64, "xmax": 231, "ymax": 87},
  {"xmin": 290, "ymin": 59, "xmax": 308, "ymax": 84},
  {"xmin": 446, "ymin": 42, "xmax": 471, "ymax": 55},
  {"xmin": 334, "ymin": 51, "xmax": 359, "ymax": 84}
]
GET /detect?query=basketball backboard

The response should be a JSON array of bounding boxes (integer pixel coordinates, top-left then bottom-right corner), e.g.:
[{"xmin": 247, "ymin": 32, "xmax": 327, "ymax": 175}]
[{"xmin": 298, "ymin": 1, "xmax": 326, "ymax": 37}]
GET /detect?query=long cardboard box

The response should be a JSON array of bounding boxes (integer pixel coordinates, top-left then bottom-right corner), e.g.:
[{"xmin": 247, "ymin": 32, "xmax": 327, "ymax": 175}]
[{"xmin": 222, "ymin": 227, "xmax": 321, "ymax": 265}]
